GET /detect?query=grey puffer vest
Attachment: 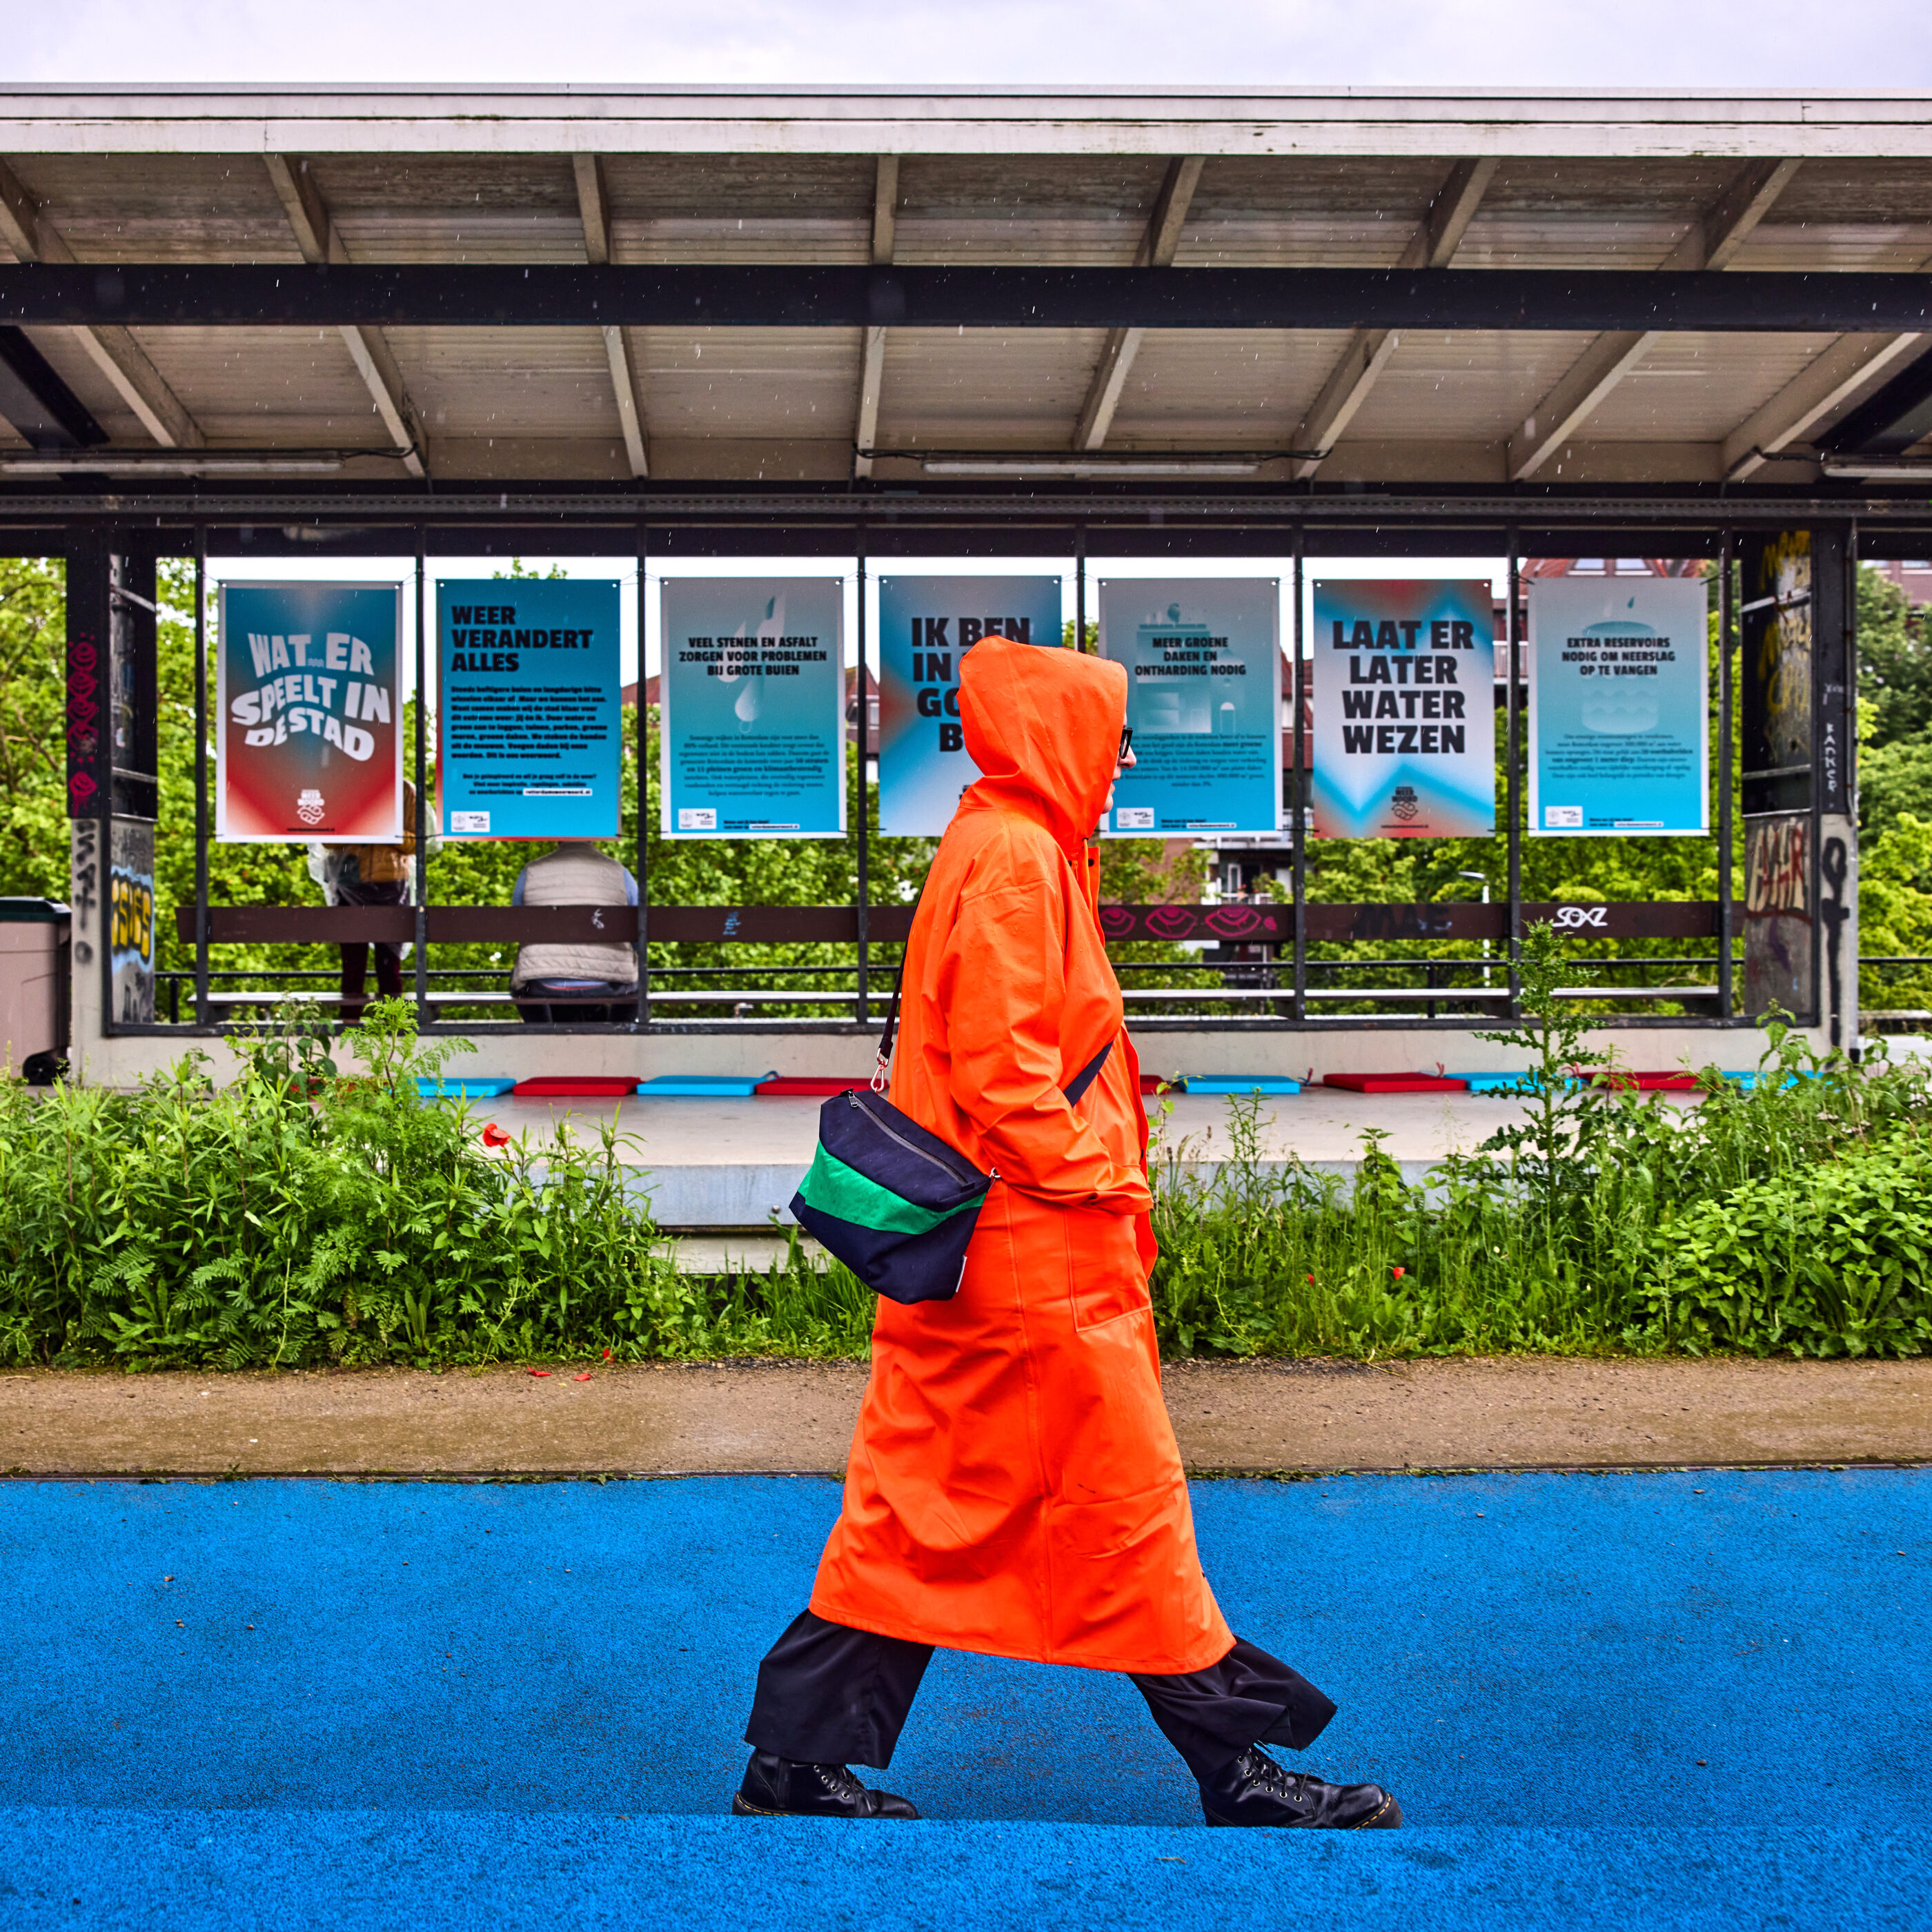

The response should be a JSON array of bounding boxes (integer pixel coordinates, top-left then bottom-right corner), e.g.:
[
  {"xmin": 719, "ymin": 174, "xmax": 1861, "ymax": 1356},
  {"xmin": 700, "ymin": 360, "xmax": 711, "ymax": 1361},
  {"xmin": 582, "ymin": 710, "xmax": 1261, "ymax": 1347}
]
[{"xmin": 510, "ymin": 845, "xmax": 638, "ymax": 988}]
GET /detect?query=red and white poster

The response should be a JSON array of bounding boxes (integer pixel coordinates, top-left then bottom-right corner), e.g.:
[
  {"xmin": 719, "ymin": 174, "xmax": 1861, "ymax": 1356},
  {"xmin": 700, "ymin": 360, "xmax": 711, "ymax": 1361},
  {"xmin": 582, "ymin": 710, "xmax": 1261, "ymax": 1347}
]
[{"xmin": 216, "ymin": 581, "xmax": 403, "ymax": 842}]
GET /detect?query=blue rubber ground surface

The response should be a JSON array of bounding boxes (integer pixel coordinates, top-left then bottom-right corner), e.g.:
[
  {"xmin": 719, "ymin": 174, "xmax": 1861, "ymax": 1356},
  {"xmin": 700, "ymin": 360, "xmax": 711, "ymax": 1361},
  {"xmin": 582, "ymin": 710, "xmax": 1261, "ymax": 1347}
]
[{"xmin": 1, "ymin": 1470, "xmax": 1923, "ymax": 1928}]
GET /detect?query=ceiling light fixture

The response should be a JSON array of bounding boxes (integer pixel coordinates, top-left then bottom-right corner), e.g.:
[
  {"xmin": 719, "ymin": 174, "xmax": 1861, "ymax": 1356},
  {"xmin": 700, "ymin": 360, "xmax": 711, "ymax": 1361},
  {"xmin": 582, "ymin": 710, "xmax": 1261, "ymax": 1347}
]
[
  {"xmin": 1818, "ymin": 458, "xmax": 1932, "ymax": 482},
  {"xmin": 920, "ymin": 458, "xmax": 1264, "ymax": 477}
]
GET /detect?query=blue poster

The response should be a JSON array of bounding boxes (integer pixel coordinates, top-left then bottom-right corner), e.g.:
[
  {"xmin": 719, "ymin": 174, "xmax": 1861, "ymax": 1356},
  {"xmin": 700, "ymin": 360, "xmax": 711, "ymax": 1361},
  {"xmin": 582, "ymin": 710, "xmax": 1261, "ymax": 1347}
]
[
  {"xmin": 877, "ymin": 575, "xmax": 1062, "ymax": 836},
  {"xmin": 660, "ymin": 579, "xmax": 845, "ymax": 838},
  {"xmin": 1528, "ymin": 577, "xmax": 1709, "ymax": 836},
  {"xmin": 1099, "ymin": 580, "xmax": 1281, "ymax": 837},
  {"xmin": 1310, "ymin": 580, "xmax": 1496, "ymax": 840},
  {"xmin": 437, "ymin": 578, "xmax": 621, "ymax": 840}
]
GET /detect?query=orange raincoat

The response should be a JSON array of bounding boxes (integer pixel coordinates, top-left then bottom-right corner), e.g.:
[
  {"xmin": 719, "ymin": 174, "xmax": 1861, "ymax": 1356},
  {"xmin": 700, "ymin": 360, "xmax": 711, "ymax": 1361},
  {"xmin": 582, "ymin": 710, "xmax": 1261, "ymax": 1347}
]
[{"xmin": 809, "ymin": 637, "xmax": 1234, "ymax": 1675}]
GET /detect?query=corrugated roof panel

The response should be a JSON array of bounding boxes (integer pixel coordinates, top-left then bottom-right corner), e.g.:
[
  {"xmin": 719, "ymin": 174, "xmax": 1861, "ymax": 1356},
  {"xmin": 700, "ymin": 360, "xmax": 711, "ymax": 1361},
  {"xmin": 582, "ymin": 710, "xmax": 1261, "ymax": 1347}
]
[
  {"xmin": 1583, "ymin": 333, "xmax": 1853, "ymax": 442},
  {"xmin": 383, "ymin": 325, "xmax": 621, "ymax": 438},
  {"xmin": 1772, "ymin": 159, "xmax": 1932, "ymax": 226},
  {"xmin": 1107, "ymin": 329, "xmax": 1357, "ymax": 442},
  {"xmin": 638, "ymin": 326, "xmax": 859, "ymax": 439},
  {"xmin": 1455, "ymin": 213, "xmax": 1691, "ymax": 270},
  {"xmin": 302, "ymin": 153, "xmax": 578, "ymax": 219},
  {"xmin": 895, "ymin": 155, "xmax": 1167, "ymax": 265},
  {"xmin": 1734, "ymin": 224, "xmax": 1932, "ymax": 272},
  {"xmin": 876, "ymin": 328, "xmax": 1104, "ymax": 446},
  {"xmin": 133, "ymin": 325, "xmax": 396, "ymax": 442},
  {"xmin": 1481, "ymin": 157, "xmax": 1741, "ymax": 218},
  {"xmin": 3, "ymin": 152, "xmax": 297, "ymax": 264},
  {"xmin": 602, "ymin": 153, "xmax": 875, "ymax": 223},
  {"xmin": 1341, "ymin": 331, "xmax": 1601, "ymax": 441},
  {"xmin": 612, "ymin": 217, "xmax": 867, "ymax": 266}
]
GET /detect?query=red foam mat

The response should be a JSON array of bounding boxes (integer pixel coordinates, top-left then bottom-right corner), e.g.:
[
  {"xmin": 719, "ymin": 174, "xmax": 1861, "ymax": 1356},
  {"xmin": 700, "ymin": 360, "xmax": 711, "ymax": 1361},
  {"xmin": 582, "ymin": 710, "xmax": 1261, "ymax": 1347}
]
[
  {"xmin": 1323, "ymin": 1073, "xmax": 1470, "ymax": 1094},
  {"xmin": 509, "ymin": 1076, "xmax": 639, "ymax": 1098},
  {"xmin": 1582, "ymin": 1070, "xmax": 1703, "ymax": 1092},
  {"xmin": 754, "ymin": 1077, "xmax": 862, "ymax": 1096}
]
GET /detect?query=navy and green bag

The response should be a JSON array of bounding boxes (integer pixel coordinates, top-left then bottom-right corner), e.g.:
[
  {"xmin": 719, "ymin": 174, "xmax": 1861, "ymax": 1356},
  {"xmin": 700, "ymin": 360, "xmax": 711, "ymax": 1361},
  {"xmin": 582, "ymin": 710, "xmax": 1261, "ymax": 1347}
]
[{"xmin": 789, "ymin": 949, "xmax": 1112, "ymax": 1306}]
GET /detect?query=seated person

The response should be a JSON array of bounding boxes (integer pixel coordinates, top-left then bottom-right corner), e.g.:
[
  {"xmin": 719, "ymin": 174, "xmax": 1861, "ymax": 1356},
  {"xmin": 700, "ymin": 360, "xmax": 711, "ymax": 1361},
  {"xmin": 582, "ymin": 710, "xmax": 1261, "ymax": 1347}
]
[{"xmin": 510, "ymin": 839, "xmax": 640, "ymax": 1024}]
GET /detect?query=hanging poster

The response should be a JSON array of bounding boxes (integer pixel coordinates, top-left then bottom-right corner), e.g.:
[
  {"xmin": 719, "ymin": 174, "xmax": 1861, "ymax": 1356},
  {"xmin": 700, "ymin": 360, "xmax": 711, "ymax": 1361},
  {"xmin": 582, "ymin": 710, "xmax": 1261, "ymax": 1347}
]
[
  {"xmin": 1528, "ymin": 575, "xmax": 1709, "ymax": 836},
  {"xmin": 660, "ymin": 579, "xmax": 845, "ymax": 838},
  {"xmin": 436, "ymin": 578, "xmax": 621, "ymax": 840},
  {"xmin": 1310, "ymin": 580, "xmax": 1495, "ymax": 839},
  {"xmin": 216, "ymin": 582, "xmax": 403, "ymax": 842},
  {"xmin": 876, "ymin": 575, "xmax": 1062, "ymax": 836},
  {"xmin": 1099, "ymin": 580, "xmax": 1281, "ymax": 836}
]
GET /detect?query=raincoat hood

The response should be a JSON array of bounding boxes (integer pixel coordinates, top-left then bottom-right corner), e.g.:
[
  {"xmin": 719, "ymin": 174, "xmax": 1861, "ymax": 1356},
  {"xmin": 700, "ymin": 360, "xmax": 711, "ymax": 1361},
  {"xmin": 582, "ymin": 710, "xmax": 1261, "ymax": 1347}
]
[{"xmin": 959, "ymin": 637, "xmax": 1128, "ymax": 853}]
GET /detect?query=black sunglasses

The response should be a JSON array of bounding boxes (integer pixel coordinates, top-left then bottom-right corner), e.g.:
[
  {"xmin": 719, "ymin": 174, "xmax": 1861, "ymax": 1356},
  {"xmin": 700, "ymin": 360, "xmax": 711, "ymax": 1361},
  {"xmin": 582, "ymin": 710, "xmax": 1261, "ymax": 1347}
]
[{"xmin": 1118, "ymin": 725, "xmax": 1134, "ymax": 764}]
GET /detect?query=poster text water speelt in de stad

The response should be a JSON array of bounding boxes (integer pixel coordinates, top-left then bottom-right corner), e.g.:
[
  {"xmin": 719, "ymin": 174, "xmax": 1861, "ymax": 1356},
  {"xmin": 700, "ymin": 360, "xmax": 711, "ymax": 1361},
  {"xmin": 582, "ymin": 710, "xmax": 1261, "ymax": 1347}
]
[{"xmin": 216, "ymin": 581, "xmax": 403, "ymax": 842}]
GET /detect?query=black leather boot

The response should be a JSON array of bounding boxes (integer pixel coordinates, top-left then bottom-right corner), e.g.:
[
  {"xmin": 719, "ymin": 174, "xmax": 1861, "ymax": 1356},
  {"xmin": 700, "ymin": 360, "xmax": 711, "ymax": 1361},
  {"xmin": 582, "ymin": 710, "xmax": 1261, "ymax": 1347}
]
[
  {"xmin": 732, "ymin": 1748, "xmax": 921, "ymax": 1820},
  {"xmin": 1201, "ymin": 1745, "xmax": 1401, "ymax": 1829}
]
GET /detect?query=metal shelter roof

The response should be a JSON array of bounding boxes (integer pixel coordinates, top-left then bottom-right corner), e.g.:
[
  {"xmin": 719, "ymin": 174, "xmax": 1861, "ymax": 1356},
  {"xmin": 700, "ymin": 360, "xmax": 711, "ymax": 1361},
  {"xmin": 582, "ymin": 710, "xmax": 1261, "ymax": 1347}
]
[{"xmin": 0, "ymin": 85, "xmax": 1929, "ymax": 500}]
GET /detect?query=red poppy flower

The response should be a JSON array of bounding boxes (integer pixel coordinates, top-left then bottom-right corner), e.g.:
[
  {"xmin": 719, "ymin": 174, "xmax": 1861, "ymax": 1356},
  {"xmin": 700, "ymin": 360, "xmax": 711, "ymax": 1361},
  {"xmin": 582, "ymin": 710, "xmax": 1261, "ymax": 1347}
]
[
  {"xmin": 1392, "ymin": 1266, "xmax": 1406, "ymax": 1279},
  {"xmin": 482, "ymin": 1122, "xmax": 511, "ymax": 1149}
]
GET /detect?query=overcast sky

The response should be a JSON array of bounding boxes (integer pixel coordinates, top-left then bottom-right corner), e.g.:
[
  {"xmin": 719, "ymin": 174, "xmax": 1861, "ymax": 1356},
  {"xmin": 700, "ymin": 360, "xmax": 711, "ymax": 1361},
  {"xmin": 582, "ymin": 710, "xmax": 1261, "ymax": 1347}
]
[{"xmin": 10, "ymin": 0, "xmax": 1931, "ymax": 89}]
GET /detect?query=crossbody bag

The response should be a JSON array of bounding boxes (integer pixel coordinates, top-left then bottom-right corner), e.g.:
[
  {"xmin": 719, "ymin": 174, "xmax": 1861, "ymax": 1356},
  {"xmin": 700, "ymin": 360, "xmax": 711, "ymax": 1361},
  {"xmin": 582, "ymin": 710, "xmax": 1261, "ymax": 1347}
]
[{"xmin": 788, "ymin": 911, "xmax": 1112, "ymax": 1306}]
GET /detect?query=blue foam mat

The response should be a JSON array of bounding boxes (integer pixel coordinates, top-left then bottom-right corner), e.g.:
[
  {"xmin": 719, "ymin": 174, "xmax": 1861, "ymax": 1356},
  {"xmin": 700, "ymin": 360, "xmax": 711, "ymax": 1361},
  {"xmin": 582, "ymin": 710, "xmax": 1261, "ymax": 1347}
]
[
  {"xmin": 638, "ymin": 1072, "xmax": 779, "ymax": 1097},
  {"xmin": 1182, "ymin": 1076, "xmax": 1303, "ymax": 1095},
  {"xmin": 415, "ymin": 1077, "xmax": 518, "ymax": 1098}
]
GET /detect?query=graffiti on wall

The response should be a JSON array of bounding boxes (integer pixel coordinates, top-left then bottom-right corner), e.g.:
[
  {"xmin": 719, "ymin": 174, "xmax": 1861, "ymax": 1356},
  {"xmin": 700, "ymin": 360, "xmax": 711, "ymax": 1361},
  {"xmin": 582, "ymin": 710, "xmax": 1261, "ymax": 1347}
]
[
  {"xmin": 1744, "ymin": 812, "xmax": 1811, "ymax": 1018},
  {"xmin": 108, "ymin": 817, "xmax": 156, "ymax": 1025}
]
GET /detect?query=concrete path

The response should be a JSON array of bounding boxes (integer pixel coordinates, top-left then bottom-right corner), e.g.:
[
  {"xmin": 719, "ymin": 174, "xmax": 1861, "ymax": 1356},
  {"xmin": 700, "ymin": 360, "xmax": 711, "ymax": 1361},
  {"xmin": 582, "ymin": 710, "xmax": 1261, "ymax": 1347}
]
[
  {"xmin": 0, "ymin": 1469, "xmax": 1923, "ymax": 1928},
  {"xmin": 6, "ymin": 1354, "xmax": 1926, "ymax": 1477},
  {"xmin": 474, "ymin": 1086, "xmax": 1660, "ymax": 1222}
]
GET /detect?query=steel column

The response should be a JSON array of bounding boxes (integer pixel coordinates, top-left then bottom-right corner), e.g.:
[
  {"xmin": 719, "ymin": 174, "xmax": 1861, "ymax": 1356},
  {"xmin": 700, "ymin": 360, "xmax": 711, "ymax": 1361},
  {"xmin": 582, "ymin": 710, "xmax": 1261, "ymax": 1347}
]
[
  {"xmin": 635, "ymin": 520, "xmax": 651, "ymax": 1029},
  {"xmin": 1291, "ymin": 529, "xmax": 1306, "ymax": 1023},
  {"xmin": 1717, "ymin": 530, "xmax": 1735, "ymax": 1021},
  {"xmin": 1506, "ymin": 533, "xmax": 1523, "ymax": 1016},
  {"xmin": 855, "ymin": 540, "xmax": 869, "ymax": 1027},
  {"xmin": 412, "ymin": 530, "xmax": 427, "ymax": 1027},
  {"xmin": 193, "ymin": 524, "xmax": 209, "ymax": 1027}
]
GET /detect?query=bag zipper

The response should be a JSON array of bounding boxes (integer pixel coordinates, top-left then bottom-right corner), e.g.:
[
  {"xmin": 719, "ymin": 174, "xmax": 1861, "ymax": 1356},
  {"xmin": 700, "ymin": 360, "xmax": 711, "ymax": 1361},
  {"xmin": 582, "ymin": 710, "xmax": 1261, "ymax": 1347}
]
[{"xmin": 846, "ymin": 1090, "xmax": 987, "ymax": 1194}]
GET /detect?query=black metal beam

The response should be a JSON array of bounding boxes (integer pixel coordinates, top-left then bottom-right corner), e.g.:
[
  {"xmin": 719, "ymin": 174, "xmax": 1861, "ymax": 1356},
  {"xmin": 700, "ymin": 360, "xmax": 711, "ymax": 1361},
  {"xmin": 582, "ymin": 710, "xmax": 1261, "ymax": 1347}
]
[
  {"xmin": 1, "ymin": 264, "xmax": 1931, "ymax": 333},
  {"xmin": 1817, "ymin": 344, "xmax": 1932, "ymax": 455},
  {"xmin": 0, "ymin": 326, "xmax": 107, "ymax": 448}
]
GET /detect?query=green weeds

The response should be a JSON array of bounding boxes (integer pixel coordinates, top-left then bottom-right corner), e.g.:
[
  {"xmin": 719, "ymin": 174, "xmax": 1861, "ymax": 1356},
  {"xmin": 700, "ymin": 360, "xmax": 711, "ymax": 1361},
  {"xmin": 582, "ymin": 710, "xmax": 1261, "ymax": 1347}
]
[{"xmin": 3, "ymin": 974, "xmax": 1929, "ymax": 1370}]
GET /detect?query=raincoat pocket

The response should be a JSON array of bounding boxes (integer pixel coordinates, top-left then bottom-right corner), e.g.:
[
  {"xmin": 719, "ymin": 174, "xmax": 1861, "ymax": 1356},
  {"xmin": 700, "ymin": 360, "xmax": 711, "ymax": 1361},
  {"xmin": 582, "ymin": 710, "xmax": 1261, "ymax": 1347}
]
[{"xmin": 1061, "ymin": 1203, "xmax": 1152, "ymax": 1330}]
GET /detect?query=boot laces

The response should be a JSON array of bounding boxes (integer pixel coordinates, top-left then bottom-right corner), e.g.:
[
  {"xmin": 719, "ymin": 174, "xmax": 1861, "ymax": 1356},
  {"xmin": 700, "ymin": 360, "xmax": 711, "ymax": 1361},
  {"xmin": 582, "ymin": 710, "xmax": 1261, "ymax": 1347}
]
[
  {"xmin": 1236, "ymin": 1747, "xmax": 1314, "ymax": 1809},
  {"xmin": 812, "ymin": 1762, "xmax": 866, "ymax": 1800}
]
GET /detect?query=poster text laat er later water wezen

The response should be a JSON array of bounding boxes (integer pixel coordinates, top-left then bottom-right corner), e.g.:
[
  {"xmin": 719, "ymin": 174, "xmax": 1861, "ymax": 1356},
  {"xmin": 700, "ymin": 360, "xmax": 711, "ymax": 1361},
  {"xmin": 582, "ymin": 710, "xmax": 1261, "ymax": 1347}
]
[
  {"xmin": 1100, "ymin": 580, "xmax": 1281, "ymax": 836},
  {"xmin": 876, "ymin": 575, "xmax": 1062, "ymax": 837},
  {"xmin": 659, "ymin": 580, "xmax": 846, "ymax": 838},
  {"xmin": 216, "ymin": 581, "xmax": 402, "ymax": 842},
  {"xmin": 1310, "ymin": 580, "xmax": 1495, "ymax": 839},
  {"xmin": 1528, "ymin": 575, "xmax": 1709, "ymax": 837},
  {"xmin": 436, "ymin": 578, "xmax": 621, "ymax": 840}
]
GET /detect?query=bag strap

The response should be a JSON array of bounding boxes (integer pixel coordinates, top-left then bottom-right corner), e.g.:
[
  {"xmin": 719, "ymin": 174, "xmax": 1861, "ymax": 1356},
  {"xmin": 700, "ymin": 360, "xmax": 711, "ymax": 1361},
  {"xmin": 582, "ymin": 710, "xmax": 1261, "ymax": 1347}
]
[{"xmin": 874, "ymin": 887, "xmax": 1116, "ymax": 1106}]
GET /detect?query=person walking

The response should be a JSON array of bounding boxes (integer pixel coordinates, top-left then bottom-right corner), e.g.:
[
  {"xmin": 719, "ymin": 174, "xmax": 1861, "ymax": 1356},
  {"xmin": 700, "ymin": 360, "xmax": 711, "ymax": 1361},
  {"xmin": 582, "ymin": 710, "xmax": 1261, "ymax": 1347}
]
[{"xmin": 734, "ymin": 637, "xmax": 1400, "ymax": 1832}]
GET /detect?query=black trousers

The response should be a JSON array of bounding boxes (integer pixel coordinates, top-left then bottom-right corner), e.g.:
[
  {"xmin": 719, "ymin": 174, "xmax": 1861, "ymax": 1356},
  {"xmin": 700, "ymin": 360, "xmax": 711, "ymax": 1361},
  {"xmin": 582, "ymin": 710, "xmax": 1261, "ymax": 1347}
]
[
  {"xmin": 337, "ymin": 880, "xmax": 406, "ymax": 1022},
  {"xmin": 745, "ymin": 1610, "xmax": 1336, "ymax": 1785}
]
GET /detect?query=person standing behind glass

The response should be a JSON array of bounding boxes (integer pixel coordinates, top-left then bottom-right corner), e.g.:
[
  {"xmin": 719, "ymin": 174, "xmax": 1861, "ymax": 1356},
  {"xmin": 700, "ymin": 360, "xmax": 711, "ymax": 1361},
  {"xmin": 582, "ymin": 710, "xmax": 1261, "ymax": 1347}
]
[
  {"xmin": 311, "ymin": 778, "xmax": 419, "ymax": 1025},
  {"xmin": 510, "ymin": 839, "xmax": 640, "ymax": 1023}
]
